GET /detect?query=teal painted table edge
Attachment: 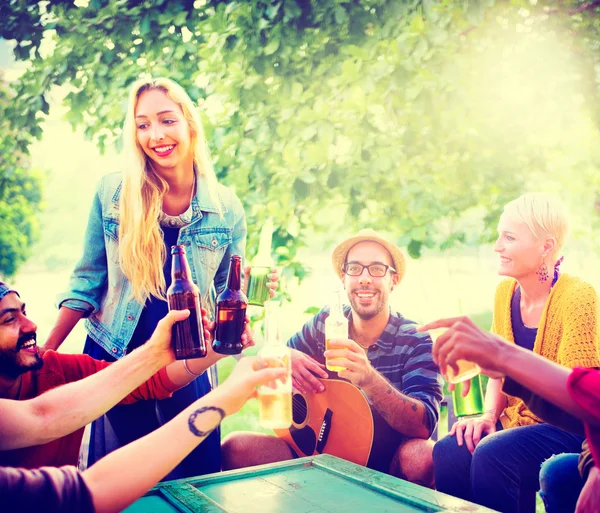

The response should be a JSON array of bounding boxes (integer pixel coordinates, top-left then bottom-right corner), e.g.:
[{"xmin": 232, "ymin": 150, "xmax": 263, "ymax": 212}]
[{"xmin": 128, "ymin": 454, "xmax": 498, "ymax": 513}]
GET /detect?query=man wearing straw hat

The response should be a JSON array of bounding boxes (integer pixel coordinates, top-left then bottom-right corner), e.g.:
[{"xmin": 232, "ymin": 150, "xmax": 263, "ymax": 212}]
[{"xmin": 222, "ymin": 229, "xmax": 443, "ymax": 486}]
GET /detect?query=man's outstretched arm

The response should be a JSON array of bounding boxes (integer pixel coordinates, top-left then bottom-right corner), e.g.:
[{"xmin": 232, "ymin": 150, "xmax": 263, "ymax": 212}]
[{"xmin": 0, "ymin": 310, "xmax": 188, "ymax": 450}]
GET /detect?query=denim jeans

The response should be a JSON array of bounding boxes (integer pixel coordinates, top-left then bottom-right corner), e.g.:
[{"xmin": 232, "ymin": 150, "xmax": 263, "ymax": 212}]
[
  {"xmin": 433, "ymin": 422, "xmax": 584, "ymax": 513},
  {"xmin": 539, "ymin": 453, "xmax": 583, "ymax": 513}
]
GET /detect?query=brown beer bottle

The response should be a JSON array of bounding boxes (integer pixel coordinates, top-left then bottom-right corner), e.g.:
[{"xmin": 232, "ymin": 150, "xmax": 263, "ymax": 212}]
[
  {"xmin": 166, "ymin": 245, "xmax": 207, "ymax": 360},
  {"xmin": 213, "ymin": 255, "xmax": 247, "ymax": 355}
]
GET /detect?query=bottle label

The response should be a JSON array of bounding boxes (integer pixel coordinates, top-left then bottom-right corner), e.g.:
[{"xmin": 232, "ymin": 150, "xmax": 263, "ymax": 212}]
[
  {"xmin": 168, "ymin": 292, "xmax": 206, "ymax": 360},
  {"xmin": 214, "ymin": 307, "xmax": 246, "ymax": 347}
]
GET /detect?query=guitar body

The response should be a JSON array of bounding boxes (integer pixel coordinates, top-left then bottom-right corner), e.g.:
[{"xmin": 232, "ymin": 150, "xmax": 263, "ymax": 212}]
[{"xmin": 274, "ymin": 379, "xmax": 402, "ymax": 473}]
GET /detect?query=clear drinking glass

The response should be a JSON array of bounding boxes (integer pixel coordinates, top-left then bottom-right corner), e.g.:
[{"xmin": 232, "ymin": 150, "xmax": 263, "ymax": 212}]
[
  {"xmin": 258, "ymin": 301, "xmax": 292, "ymax": 429},
  {"xmin": 427, "ymin": 327, "xmax": 481, "ymax": 384}
]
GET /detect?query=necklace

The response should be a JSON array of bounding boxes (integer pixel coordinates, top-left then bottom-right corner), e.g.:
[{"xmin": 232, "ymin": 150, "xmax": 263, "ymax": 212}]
[{"xmin": 159, "ymin": 173, "xmax": 196, "ymax": 229}]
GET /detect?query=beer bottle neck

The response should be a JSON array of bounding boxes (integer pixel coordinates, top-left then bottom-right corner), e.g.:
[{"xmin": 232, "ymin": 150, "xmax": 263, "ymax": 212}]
[
  {"xmin": 331, "ymin": 289, "xmax": 345, "ymax": 319},
  {"xmin": 227, "ymin": 256, "xmax": 242, "ymax": 290},
  {"xmin": 254, "ymin": 219, "xmax": 274, "ymax": 266},
  {"xmin": 171, "ymin": 252, "xmax": 192, "ymax": 281}
]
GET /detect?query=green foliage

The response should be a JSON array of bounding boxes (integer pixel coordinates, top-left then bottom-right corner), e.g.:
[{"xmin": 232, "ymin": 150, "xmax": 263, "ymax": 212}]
[
  {"xmin": 470, "ymin": 310, "xmax": 493, "ymax": 331},
  {"xmin": 0, "ymin": 74, "xmax": 44, "ymax": 278},
  {"xmin": 2, "ymin": 0, "xmax": 600, "ymax": 278}
]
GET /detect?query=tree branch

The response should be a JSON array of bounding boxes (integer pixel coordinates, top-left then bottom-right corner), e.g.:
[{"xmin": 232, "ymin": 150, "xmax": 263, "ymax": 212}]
[{"xmin": 568, "ymin": 0, "xmax": 600, "ymax": 15}]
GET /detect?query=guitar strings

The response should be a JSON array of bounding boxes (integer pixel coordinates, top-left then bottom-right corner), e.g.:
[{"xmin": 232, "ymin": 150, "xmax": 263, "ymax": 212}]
[
  {"xmin": 292, "ymin": 402, "xmax": 307, "ymax": 416},
  {"xmin": 291, "ymin": 397, "xmax": 308, "ymax": 418}
]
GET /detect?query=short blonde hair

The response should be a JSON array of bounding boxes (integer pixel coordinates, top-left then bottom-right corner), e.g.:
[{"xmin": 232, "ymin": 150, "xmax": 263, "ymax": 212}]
[
  {"xmin": 503, "ymin": 192, "xmax": 570, "ymax": 260},
  {"xmin": 119, "ymin": 77, "xmax": 222, "ymax": 303}
]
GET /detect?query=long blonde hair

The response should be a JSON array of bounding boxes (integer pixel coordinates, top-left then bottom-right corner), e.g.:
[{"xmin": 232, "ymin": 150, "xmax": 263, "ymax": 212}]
[{"xmin": 119, "ymin": 77, "xmax": 222, "ymax": 303}]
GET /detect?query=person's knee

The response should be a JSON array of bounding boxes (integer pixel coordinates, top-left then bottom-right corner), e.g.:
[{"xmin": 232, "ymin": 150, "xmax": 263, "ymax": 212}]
[
  {"xmin": 469, "ymin": 433, "xmax": 510, "ymax": 481},
  {"xmin": 391, "ymin": 439, "xmax": 435, "ymax": 488},
  {"xmin": 221, "ymin": 432, "xmax": 292, "ymax": 471},
  {"xmin": 469, "ymin": 434, "xmax": 498, "ymax": 468},
  {"xmin": 539, "ymin": 453, "xmax": 576, "ymax": 491},
  {"xmin": 539, "ymin": 453, "xmax": 582, "ymax": 513},
  {"xmin": 432, "ymin": 434, "xmax": 461, "ymax": 471},
  {"xmin": 221, "ymin": 431, "xmax": 253, "ymax": 471}
]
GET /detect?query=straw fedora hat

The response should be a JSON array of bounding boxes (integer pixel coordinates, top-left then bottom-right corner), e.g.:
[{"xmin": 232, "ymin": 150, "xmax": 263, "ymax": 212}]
[{"xmin": 331, "ymin": 229, "xmax": 406, "ymax": 282}]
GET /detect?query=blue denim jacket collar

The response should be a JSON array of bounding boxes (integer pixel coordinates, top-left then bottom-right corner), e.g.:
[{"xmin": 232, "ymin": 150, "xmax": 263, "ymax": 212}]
[
  {"xmin": 111, "ymin": 173, "xmax": 228, "ymax": 221},
  {"xmin": 192, "ymin": 175, "xmax": 229, "ymax": 217}
]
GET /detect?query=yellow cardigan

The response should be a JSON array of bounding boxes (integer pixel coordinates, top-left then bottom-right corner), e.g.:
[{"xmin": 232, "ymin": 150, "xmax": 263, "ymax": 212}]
[{"xmin": 491, "ymin": 273, "xmax": 600, "ymax": 429}]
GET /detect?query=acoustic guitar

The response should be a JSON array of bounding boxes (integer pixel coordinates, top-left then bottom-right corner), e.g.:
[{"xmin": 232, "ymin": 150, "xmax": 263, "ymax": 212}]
[{"xmin": 273, "ymin": 379, "xmax": 402, "ymax": 473}]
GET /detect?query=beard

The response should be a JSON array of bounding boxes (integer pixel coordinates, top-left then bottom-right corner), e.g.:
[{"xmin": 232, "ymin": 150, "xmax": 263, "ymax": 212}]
[
  {"xmin": 0, "ymin": 332, "xmax": 43, "ymax": 380},
  {"xmin": 348, "ymin": 288, "xmax": 387, "ymax": 321}
]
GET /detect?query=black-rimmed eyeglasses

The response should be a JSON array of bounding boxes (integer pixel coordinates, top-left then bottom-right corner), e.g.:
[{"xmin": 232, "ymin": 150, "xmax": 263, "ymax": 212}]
[{"xmin": 342, "ymin": 263, "xmax": 396, "ymax": 277}]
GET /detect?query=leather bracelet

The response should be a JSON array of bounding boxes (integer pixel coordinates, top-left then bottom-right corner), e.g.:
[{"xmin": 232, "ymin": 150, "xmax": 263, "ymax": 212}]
[{"xmin": 183, "ymin": 359, "xmax": 203, "ymax": 377}]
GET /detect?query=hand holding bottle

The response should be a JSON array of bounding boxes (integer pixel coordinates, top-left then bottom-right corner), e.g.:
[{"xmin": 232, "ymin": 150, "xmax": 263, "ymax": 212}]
[
  {"xmin": 245, "ymin": 265, "xmax": 280, "ymax": 304},
  {"xmin": 146, "ymin": 309, "xmax": 192, "ymax": 365},
  {"xmin": 324, "ymin": 338, "xmax": 376, "ymax": 389},
  {"xmin": 203, "ymin": 313, "xmax": 255, "ymax": 358},
  {"xmin": 184, "ymin": 310, "xmax": 255, "ymax": 377}
]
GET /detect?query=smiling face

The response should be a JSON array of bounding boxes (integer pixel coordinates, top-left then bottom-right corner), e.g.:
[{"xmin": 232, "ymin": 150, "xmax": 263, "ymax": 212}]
[
  {"xmin": 493, "ymin": 212, "xmax": 553, "ymax": 280},
  {"xmin": 0, "ymin": 292, "xmax": 42, "ymax": 380},
  {"xmin": 134, "ymin": 88, "xmax": 194, "ymax": 177},
  {"xmin": 342, "ymin": 241, "xmax": 399, "ymax": 321}
]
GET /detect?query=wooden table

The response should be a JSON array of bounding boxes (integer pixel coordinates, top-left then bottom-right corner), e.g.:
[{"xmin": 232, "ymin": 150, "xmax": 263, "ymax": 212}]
[{"xmin": 124, "ymin": 454, "xmax": 497, "ymax": 512}]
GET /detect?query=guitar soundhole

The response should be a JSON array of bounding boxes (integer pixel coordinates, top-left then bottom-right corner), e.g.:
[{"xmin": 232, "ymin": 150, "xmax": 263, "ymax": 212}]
[{"xmin": 292, "ymin": 394, "xmax": 308, "ymax": 424}]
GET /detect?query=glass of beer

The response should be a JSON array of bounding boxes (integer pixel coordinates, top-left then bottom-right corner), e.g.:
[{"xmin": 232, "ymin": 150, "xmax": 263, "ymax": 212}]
[
  {"xmin": 428, "ymin": 327, "xmax": 480, "ymax": 384},
  {"xmin": 257, "ymin": 301, "xmax": 292, "ymax": 429}
]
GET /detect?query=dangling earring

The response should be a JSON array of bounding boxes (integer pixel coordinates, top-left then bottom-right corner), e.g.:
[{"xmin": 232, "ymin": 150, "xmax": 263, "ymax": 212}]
[{"xmin": 536, "ymin": 262, "xmax": 549, "ymax": 282}]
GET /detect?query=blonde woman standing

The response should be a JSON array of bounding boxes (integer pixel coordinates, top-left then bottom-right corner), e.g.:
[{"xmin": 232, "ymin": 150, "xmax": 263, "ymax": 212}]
[
  {"xmin": 432, "ymin": 193, "xmax": 600, "ymax": 513},
  {"xmin": 45, "ymin": 78, "xmax": 276, "ymax": 478}
]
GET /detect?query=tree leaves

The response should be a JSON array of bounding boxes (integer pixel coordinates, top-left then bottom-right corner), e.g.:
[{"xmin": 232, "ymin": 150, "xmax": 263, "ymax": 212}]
[
  {"xmin": 263, "ymin": 37, "xmax": 280, "ymax": 55},
  {"xmin": 3, "ymin": 0, "xmax": 600, "ymax": 281},
  {"xmin": 0, "ymin": 78, "xmax": 43, "ymax": 277}
]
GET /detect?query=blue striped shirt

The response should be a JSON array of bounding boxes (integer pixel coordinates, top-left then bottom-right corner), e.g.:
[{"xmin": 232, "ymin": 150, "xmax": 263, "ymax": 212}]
[{"xmin": 287, "ymin": 305, "xmax": 444, "ymax": 436}]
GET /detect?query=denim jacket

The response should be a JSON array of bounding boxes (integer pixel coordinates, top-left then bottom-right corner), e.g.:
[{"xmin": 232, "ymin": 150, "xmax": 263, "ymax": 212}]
[{"xmin": 56, "ymin": 172, "xmax": 247, "ymax": 358}]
